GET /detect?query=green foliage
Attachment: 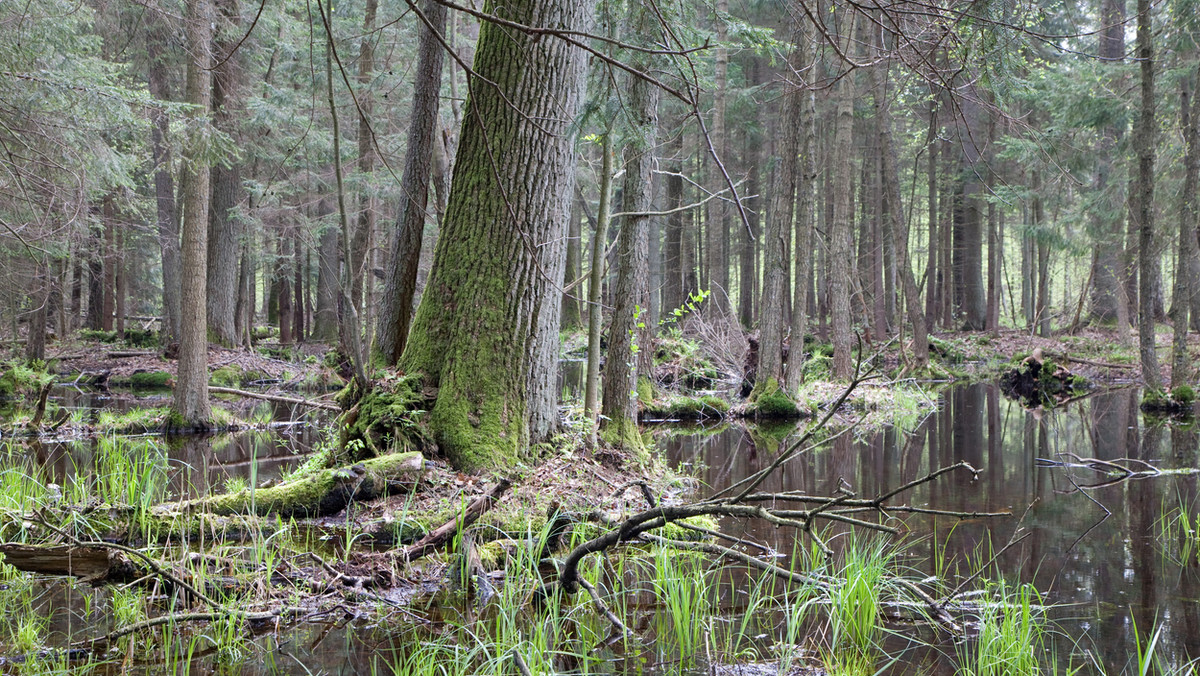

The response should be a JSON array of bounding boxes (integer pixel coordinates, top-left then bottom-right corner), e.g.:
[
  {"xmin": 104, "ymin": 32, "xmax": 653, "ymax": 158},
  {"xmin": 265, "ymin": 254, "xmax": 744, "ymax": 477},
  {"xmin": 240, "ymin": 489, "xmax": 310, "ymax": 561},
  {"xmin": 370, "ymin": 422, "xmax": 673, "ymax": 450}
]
[
  {"xmin": 1171, "ymin": 385, "xmax": 1196, "ymax": 405},
  {"xmin": 127, "ymin": 371, "xmax": 172, "ymax": 389},
  {"xmin": 0, "ymin": 361, "xmax": 52, "ymax": 399}
]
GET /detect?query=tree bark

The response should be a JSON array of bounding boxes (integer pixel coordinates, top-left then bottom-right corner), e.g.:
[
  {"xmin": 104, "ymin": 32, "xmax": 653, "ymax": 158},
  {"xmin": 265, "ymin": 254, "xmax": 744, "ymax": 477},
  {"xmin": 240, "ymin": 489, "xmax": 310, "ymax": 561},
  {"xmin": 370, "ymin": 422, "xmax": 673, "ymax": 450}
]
[
  {"xmin": 705, "ymin": 0, "xmax": 730, "ymax": 315},
  {"xmin": 374, "ymin": 0, "xmax": 446, "ymax": 365},
  {"xmin": 146, "ymin": 15, "xmax": 181, "ymax": 345},
  {"xmin": 830, "ymin": 13, "xmax": 858, "ymax": 379},
  {"xmin": 785, "ymin": 32, "xmax": 817, "ymax": 392},
  {"xmin": 173, "ymin": 0, "xmax": 213, "ymax": 428},
  {"xmin": 350, "ymin": 0, "xmax": 378, "ymax": 316},
  {"xmin": 871, "ymin": 48, "xmax": 928, "ymax": 367},
  {"xmin": 206, "ymin": 0, "xmax": 242, "ymax": 347},
  {"xmin": 1090, "ymin": 0, "xmax": 1127, "ymax": 324},
  {"xmin": 755, "ymin": 27, "xmax": 802, "ymax": 399},
  {"xmin": 1172, "ymin": 63, "xmax": 1198, "ymax": 386},
  {"xmin": 584, "ymin": 133, "xmax": 613, "ymax": 445},
  {"xmin": 602, "ymin": 71, "xmax": 657, "ymax": 448},
  {"xmin": 398, "ymin": 0, "xmax": 590, "ymax": 470},
  {"xmin": 1135, "ymin": 0, "xmax": 1161, "ymax": 392}
]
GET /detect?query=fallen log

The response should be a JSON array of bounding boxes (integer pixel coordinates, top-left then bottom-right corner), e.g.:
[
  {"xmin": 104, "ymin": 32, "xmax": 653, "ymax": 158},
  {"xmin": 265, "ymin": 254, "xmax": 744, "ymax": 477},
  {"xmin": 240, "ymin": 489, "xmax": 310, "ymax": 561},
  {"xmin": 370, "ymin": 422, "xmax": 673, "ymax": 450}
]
[
  {"xmin": 174, "ymin": 451, "xmax": 425, "ymax": 518},
  {"xmin": 209, "ymin": 386, "xmax": 341, "ymax": 412},
  {"xmin": 0, "ymin": 544, "xmax": 140, "ymax": 583},
  {"xmin": 404, "ymin": 477, "xmax": 512, "ymax": 562},
  {"xmin": 107, "ymin": 351, "xmax": 157, "ymax": 358}
]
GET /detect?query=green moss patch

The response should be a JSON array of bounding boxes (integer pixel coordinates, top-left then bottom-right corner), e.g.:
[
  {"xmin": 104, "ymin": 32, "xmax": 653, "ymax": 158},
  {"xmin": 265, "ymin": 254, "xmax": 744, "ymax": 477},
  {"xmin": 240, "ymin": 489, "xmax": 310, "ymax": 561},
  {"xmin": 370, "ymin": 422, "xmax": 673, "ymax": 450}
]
[
  {"xmin": 339, "ymin": 374, "xmax": 432, "ymax": 463},
  {"xmin": 641, "ymin": 393, "xmax": 729, "ymax": 421},
  {"xmin": 745, "ymin": 378, "xmax": 802, "ymax": 419}
]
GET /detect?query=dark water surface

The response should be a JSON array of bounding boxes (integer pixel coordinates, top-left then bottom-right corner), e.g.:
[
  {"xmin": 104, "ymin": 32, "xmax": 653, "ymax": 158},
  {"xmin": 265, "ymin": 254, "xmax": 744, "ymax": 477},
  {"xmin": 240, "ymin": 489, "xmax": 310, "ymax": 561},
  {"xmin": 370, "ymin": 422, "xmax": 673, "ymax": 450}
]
[{"xmin": 661, "ymin": 383, "xmax": 1200, "ymax": 673}]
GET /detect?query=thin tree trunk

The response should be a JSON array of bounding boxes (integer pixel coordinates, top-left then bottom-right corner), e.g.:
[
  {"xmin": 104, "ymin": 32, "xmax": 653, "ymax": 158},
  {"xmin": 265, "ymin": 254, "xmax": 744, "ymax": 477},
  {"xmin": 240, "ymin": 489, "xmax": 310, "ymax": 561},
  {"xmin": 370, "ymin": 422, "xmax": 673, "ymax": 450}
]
[
  {"xmin": 602, "ymin": 72, "xmax": 657, "ymax": 448},
  {"xmin": 1172, "ymin": 63, "xmax": 1198, "ymax": 386},
  {"xmin": 1136, "ymin": 0, "xmax": 1161, "ymax": 392},
  {"xmin": 830, "ymin": 13, "xmax": 858, "ymax": 378},
  {"xmin": 871, "ymin": 46, "xmax": 928, "ymax": 367},
  {"xmin": 146, "ymin": 17, "xmax": 181, "ymax": 345},
  {"xmin": 374, "ymin": 0, "xmax": 446, "ymax": 364},
  {"xmin": 785, "ymin": 32, "xmax": 817, "ymax": 392},
  {"xmin": 562, "ymin": 200, "xmax": 583, "ymax": 330},
  {"xmin": 705, "ymin": 0, "xmax": 730, "ymax": 315},
  {"xmin": 350, "ymin": 0, "xmax": 378, "ymax": 315},
  {"xmin": 584, "ymin": 134, "xmax": 613, "ymax": 446}
]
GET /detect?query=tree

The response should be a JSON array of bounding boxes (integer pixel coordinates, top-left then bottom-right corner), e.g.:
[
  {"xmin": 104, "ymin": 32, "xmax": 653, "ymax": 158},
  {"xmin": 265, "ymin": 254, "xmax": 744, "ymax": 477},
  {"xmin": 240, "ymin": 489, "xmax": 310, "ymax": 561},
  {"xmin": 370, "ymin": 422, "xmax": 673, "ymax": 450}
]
[
  {"xmin": 1135, "ymin": 0, "xmax": 1161, "ymax": 393},
  {"xmin": 602, "ymin": 68, "xmax": 658, "ymax": 449},
  {"xmin": 375, "ymin": 0, "xmax": 447, "ymax": 365},
  {"xmin": 397, "ymin": 0, "xmax": 591, "ymax": 470},
  {"xmin": 829, "ymin": 13, "xmax": 858, "ymax": 379},
  {"xmin": 173, "ymin": 0, "xmax": 214, "ymax": 428}
]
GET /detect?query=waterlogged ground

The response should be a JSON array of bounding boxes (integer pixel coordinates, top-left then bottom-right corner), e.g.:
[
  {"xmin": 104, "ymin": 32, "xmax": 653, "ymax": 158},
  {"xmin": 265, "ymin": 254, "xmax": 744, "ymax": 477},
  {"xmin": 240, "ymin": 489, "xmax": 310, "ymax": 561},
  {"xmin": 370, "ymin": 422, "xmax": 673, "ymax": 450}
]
[
  {"xmin": 660, "ymin": 383, "xmax": 1200, "ymax": 674},
  {"xmin": 0, "ymin": 381, "xmax": 1198, "ymax": 674}
]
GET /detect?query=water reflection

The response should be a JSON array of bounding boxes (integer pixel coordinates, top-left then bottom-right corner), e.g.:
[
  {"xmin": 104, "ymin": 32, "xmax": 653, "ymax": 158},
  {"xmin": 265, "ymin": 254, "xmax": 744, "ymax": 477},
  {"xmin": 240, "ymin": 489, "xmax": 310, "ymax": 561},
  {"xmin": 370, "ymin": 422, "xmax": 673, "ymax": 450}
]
[{"xmin": 661, "ymin": 384, "xmax": 1200, "ymax": 673}]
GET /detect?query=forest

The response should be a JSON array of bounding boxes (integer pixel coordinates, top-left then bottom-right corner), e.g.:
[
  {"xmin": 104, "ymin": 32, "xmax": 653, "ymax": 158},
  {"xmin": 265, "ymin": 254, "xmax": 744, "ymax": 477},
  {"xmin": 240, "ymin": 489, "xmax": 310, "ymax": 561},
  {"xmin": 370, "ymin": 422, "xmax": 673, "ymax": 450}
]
[{"xmin": 1, "ymin": 0, "xmax": 1200, "ymax": 673}]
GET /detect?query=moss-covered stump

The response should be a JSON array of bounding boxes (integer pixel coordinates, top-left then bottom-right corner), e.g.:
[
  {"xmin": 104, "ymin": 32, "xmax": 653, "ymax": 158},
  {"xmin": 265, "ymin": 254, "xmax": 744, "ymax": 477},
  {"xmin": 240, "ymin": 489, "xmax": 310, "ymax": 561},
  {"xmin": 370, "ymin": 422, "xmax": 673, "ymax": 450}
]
[
  {"xmin": 338, "ymin": 375, "xmax": 433, "ymax": 464},
  {"xmin": 181, "ymin": 451, "xmax": 425, "ymax": 518},
  {"xmin": 1140, "ymin": 386, "xmax": 1196, "ymax": 416},
  {"xmin": 999, "ymin": 354, "xmax": 1088, "ymax": 407},
  {"xmin": 744, "ymin": 378, "xmax": 803, "ymax": 419}
]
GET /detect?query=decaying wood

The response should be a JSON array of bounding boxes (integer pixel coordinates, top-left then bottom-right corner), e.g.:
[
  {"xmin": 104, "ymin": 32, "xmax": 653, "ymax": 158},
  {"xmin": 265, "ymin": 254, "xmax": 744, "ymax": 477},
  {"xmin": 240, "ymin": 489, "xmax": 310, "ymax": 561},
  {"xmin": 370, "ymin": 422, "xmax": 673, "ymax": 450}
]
[
  {"xmin": 107, "ymin": 350, "xmax": 158, "ymax": 358},
  {"xmin": 403, "ymin": 477, "xmax": 512, "ymax": 562},
  {"xmin": 0, "ymin": 544, "xmax": 139, "ymax": 582},
  {"xmin": 209, "ymin": 385, "xmax": 341, "ymax": 411}
]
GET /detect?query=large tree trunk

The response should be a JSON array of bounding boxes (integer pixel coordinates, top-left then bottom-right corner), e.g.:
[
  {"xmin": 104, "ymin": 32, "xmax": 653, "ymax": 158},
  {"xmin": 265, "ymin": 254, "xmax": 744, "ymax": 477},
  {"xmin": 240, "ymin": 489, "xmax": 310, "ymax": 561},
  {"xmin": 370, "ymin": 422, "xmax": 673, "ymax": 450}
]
[
  {"xmin": 755, "ymin": 28, "xmax": 802, "ymax": 399},
  {"xmin": 206, "ymin": 0, "xmax": 242, "ymax": 347},
  {"xmin": 374, "ymin": 0, "xmax": 446, "ymax": 365},
  {"xmin": 1135, "ymin": 0, "xmax": 1161, "ymax": 393},
  {"xmin": 173, "ymin": 0, "xmax": 213, "ymax": 428},
  {"xmin": 602, "ymin": 72, "xmax": 657, "ymax": 449},
  {"xmin": 398, "ymin": 0, "xmax": 590, "ymax": 470},
  {"xmin": 1090, "ymin": 0, "xmax": 1127, "ymax": 324}
]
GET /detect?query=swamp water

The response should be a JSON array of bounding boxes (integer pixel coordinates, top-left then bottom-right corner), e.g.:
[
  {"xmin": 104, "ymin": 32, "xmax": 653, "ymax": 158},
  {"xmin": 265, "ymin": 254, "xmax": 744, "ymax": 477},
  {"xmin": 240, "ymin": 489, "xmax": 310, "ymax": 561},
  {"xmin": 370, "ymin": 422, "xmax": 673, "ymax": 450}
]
[{"xmin": 0, "ymin": 383, "xmax": 1196, "ymax": 674}]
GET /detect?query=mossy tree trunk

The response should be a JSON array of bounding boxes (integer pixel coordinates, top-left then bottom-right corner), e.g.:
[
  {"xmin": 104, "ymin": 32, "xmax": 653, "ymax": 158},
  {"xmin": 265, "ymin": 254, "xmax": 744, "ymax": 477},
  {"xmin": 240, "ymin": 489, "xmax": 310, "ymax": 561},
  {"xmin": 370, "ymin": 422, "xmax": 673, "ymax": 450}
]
[
  {"xmin": 602, "ymin": 71, "xmax": 657, "ymax": 449},
  {"xmin": 398, "ymin": 0, "xmax": 590, "ymax": 471},
  {"xmin": 173, "ymin": 0, "xmax": 213, "ymax": 428},
  {"xmin": 374, "ymin": 0, "xmax": 446, "ymax": 366}
]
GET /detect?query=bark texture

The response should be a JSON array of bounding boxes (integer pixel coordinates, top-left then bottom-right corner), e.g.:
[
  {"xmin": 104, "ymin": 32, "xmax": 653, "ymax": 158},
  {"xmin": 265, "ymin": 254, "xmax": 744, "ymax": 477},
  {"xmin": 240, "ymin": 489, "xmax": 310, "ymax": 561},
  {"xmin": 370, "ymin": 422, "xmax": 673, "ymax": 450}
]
[
  {"xmin": 146, "ymin": 14, "xmax": 181, "ymax": 344},
  {"xmin": 206, "ymin": 0, "xmax": 242, "ymax": 347},
  {"xmin": 173, "ymin": 0, "xmax": 213, "ymax": 427},
  {"xmin": 375, "ymin": 0, "xmax": 446, "ymax": 365},
  {"xmin": 602, "ymin": 73, "xmax": 658, "ymax": 448},
  {"xmin": 829, "ymin": 16, "xmax": 858, "ymax": 379},
  {"xmin": 1135, "ymin": 0, "xmax": 1161, "ymax": 392},
  {"xmin": 399, "ymin": 0, "xmax": 590, "ymax": 470}
]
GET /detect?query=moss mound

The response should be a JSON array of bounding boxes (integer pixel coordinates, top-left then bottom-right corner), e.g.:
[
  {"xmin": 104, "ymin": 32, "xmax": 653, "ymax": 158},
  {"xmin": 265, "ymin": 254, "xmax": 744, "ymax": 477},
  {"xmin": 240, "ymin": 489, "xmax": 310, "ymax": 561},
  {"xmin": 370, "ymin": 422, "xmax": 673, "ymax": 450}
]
[
  {"xmin": 339, "ymin": 374, "xmax": 433, "ymax": 463},
  {"xmin": 745, "ymin": 378, "xmax": 803, "ymax": 419}
]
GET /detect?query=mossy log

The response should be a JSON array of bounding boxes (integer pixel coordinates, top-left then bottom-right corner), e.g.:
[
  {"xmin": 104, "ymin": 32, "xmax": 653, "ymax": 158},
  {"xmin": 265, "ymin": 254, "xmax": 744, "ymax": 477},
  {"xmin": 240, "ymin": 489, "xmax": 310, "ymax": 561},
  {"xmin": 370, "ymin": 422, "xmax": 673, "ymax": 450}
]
[{"xmin": 178, "ymin": 451, "xmax": 425, "ymax": 518}]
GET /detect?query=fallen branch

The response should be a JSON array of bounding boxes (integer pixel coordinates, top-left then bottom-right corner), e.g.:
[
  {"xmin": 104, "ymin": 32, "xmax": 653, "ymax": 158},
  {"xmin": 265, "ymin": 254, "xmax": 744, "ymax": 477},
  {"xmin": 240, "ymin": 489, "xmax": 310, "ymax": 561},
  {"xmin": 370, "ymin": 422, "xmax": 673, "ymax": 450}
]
[
  {"xmin": 209, "ymin": 386, "xmax": 341, "ymax": 411},
  {"xmin": 403, "ymin": 477, "xmax": 512, "ymax": 562},
  {"xmin": 107, "ymin": 351, "xmax": 157, "ymax": 358}
]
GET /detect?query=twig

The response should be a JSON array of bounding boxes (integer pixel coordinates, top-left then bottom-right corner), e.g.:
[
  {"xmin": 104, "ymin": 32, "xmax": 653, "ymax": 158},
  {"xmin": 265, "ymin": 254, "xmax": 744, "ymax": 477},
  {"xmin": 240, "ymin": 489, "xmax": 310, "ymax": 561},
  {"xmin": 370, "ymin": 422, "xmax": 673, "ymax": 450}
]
[
  {"xmin": 209, "ymin": 386, "xmax": 341, "ymax": 411},
  {"xmin": 403, "ymin": 478, "xmax": 512, "ymax": 562},
  {"xmin": 577, "ymin": 578, "xmax": 633, "ymax": 638}
]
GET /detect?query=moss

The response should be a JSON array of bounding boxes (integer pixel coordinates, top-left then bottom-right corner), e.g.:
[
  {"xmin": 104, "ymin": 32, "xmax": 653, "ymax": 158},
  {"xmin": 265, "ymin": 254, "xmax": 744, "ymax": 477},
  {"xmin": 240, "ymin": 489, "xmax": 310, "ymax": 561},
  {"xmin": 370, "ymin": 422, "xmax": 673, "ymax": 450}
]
[
  {"xmin": 1172, "ymin": 385, "xmax": 1196, "ymax": 405},
  {"xmin": 636, "ymin": 376, "xmax": 655, "ymax": 406},
  {"xmin": 642, "ymin": 394, "xmax": 729, "ymax": 421},
  {"xmin": 208, "ymin": 365, "xmax": 241, "ymax": 387},
  {"xmin": 339, "ymin": 374, "xmax": 431, "ymax": 464},
  {"xmin": 128, "ymin": 371, "xmax": 172, "ymax": 389},
  {"xmin": 78, "ymin": 329, "xmax": 119, "ymax": 343},
  {"xmin": 746, "ymin": 378, "xmax": 801, "ymax": 419},
  {"xmin": 601, "ymin": 416, "xmax": 648, "ymax": 459},
  {"xmin": 197, "ymin": 451, "xmax": 424, "ymax": 517}
]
